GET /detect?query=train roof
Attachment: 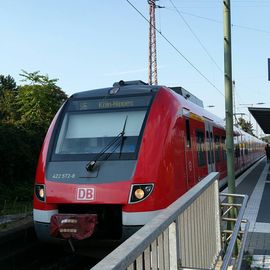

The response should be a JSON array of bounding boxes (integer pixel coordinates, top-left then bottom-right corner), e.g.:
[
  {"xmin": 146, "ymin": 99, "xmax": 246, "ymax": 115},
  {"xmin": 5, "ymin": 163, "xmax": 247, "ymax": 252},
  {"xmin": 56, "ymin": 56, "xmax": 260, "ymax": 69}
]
[
  {"xmin": 69, "ymin": 79, "xmax": 223, "ymax": 126},
  {"xmin": 70, "ymin": 80, "xmax": 161, "ymax": 99},
  {"xmin": 170, "ymin": 86, "xmax": 204, "ymax": 108},
  {"xmin": 69, "ymin": 80, "xmax": 262, "ymax": 142},
  {"xmin": 168, "ymin": 87, "xmax": 225, "ymax": 127},
  {"xmin": 70, "ymin": 81, "xmax": 204, "ymax": 107}
]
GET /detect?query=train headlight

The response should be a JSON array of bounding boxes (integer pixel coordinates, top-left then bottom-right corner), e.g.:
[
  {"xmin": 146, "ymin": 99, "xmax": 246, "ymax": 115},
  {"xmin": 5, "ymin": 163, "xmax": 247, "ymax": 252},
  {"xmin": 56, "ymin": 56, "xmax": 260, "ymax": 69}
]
[
  {"xmin": 129, "ymin": 184, "xmax": 154, "ymax": 204},
  {"xmin": 35, "ymin": 184, "xmax": 46, "ymax": 202},
  {"xmin": 134, "ymin": 188, "xmax": 144, "ymax": 199}
]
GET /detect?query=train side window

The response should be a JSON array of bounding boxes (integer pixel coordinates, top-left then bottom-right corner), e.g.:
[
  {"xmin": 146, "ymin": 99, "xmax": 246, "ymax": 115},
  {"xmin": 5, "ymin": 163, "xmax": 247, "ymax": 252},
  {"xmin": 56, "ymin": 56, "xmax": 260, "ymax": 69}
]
[
  {"xmin": 240, "ymin": 143, "xmax": 244, "ymax": 156},
  {"xmin": 206, "ymin": 131, "xmax": 210, "ymax": 164},
  {"xmin": 234, "ymin": 144, "xmax": 240, "ymax": 158},
  {"xmin": 185, "ymin": 119, "xmax": 191, "ymax": 148},
  {"xmin": 214, "ymin": 135, "xmax": 221, "ymax": 162},
  {"xmin": 246, "ymin": 144, "xmax": 249, "ymax": 155},
  {"xmin": 245, "ymin": 142, "xmax": 249, "ymax": 155},
  {"xmin": 210, "ymin": 132, "xmax": 214, "ymax": 164},
  {"xmin": 221, "ymin": 136, "xmax": 226, "ymax": 160},
  {"xmin": 196, "ymin": 131, "xmax": 206, "ymax": 166}
]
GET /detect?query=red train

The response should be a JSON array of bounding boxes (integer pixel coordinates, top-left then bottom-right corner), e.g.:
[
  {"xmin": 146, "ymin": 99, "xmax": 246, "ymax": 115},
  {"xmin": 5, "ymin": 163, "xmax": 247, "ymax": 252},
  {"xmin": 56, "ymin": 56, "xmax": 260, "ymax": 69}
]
[{"xmin": 33, "ymin": 80, "xmax": 265, "ymax": 242}]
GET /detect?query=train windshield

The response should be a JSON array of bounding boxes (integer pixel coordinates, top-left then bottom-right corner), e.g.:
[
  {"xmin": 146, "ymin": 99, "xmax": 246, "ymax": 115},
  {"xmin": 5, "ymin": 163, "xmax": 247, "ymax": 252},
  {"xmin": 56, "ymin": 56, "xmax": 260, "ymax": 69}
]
[{"xmin": 52, "ymin": 95, "xmax": 153, "ymax": 160}]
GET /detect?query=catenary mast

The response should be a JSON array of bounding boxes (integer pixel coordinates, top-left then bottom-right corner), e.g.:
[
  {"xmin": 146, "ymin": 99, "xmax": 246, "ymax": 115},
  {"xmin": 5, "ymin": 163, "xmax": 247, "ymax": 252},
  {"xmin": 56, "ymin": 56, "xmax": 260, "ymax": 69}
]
[{"xmin": 148, "ymin": 0, "xmax": 158, "ymax": 85}]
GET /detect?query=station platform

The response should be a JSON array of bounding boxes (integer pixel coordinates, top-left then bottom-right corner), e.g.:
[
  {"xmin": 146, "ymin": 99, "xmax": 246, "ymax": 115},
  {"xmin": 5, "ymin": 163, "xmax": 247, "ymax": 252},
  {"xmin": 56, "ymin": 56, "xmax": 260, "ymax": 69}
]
[{"xmin": 229, "ymin": 157, "xmax": 270, "ymax": 268}]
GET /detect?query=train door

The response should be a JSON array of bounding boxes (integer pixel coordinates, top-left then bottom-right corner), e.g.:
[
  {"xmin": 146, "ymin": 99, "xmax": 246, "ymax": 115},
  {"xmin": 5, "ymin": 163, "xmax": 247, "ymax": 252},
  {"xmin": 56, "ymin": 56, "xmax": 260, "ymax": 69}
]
[
  {"xmin": 205, "ymin": 122, "xmax": 215, "ymax": 173},
  {"xmin": 184, "ymin": 116, "xmax": 195, "ymax": 188}
]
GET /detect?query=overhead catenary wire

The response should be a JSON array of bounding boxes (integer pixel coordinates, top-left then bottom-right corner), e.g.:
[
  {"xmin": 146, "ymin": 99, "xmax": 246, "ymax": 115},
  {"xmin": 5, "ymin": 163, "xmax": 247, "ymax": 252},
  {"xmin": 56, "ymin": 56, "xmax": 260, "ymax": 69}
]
[
  {"xmin": 165, "ymin": 9, "xmax": 270, "ymax": 35},
  {"xmin": 161, "ymin": 1, "xmax": 270, "ymax": 9},
  {"xmin": 126, "ymin": 0, "xmax": 224, "ymax": 97},
  {"xmin": 232, "ymin": 24, "xmax": 270, "ymax": 34},
  {"xmin": 169, "ymin": 0, "xmax": 223, "ymax": 74},
  {"xmin": 162, "ymin": 3, "xmax": 269, "ymax": 111}
]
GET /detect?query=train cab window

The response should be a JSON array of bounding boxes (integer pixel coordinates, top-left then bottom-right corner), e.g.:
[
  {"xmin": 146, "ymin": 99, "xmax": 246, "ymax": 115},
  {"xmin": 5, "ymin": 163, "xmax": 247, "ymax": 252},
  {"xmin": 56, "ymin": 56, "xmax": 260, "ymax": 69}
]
[
  {"xmin": 52, "ymin": 95, "xmax": 153, "ymax": 161},
  {"xmin": 185, "ymin": 119, "xmax": 191, "ymax": 148},
  {"xmin": 196, "ymin": 131, "xmax": 206, "ymax": 166}
]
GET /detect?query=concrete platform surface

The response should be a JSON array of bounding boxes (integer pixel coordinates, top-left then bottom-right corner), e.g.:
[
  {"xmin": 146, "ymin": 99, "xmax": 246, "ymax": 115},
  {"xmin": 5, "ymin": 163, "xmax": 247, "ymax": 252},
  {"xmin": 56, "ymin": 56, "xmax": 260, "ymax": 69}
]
[{"xmin": 233, "ymin": 158, "xmax": 270, "ymax": 269}]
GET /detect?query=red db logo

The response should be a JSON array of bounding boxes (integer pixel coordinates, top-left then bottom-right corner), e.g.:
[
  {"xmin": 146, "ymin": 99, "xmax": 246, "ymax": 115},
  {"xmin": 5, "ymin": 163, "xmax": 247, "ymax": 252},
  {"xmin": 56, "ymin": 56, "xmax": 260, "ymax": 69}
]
[{"xmin": 76, "ymin": 188, "xmax": 95, "ymax": 201}]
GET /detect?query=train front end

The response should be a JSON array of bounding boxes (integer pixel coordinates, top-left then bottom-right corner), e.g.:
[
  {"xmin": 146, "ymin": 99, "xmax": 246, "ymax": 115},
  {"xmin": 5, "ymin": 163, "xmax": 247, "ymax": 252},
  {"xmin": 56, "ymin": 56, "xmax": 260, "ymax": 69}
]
[{"xmin": 33, "ymin": 81, "xmax": 162, "ymax": 242}]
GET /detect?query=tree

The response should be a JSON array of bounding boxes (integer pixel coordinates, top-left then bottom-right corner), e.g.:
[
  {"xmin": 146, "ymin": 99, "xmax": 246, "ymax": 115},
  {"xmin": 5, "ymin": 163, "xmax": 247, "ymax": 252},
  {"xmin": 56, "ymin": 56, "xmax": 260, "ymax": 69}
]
[
  {"xmin": 20, "ymin": 70, "xmax": 58, "ymax": 87},
  {"xmin": 17, "ymin": 71, "xmax": 67, "ymax": 132},
  {"xmin": 0, "ymin": 71, "xmax": 68, "ymax": 204},
  {"xmin": 0, "ymin": 75, "xmax": 18, "ymax": 123},
  {"xmin": 0, "ymin": 75, "xmax": 17, "ymax": 95},
  {"xmin": 0, "ymin": 124, "xmax": 33, "ymax": 185},
  {"xmin": 237, "ymin": 117, "xmax": 255, "ymax": 136},
  {"xmin": 262, "ymin": 136, "xmax": 270, "ymax": 143},
  {"xmin": 0, "ymin": 90, "xmax": 17, "ymax": 122}
]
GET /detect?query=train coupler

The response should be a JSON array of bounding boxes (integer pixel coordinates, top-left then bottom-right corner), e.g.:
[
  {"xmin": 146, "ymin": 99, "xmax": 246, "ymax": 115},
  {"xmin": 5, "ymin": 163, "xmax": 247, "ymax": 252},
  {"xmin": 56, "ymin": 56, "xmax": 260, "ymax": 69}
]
[{"xmin": 49, "ymin": 214, "xmax": 98, "ymax": 240}]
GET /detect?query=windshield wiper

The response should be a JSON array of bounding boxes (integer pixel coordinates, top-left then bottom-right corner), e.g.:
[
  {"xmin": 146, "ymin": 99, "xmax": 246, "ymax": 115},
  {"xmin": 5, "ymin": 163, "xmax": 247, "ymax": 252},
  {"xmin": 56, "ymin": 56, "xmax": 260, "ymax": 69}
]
[
  {"xmin": 86, "ymin": 116, "xmax": 128, "ymax": 172},
  {"xmin": 118, "ymin": 116, "xmax": 127, "ymax": 158}
]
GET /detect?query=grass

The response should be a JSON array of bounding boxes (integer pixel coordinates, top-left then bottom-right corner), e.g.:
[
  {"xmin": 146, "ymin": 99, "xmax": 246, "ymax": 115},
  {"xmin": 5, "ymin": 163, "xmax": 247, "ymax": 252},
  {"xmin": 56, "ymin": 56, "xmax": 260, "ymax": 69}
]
[
  {"xmin": 0, "ymin": 198, "xmax": 32, "ymax": 216},
  {"xmin": 0, "ymin": 197, "xmax": 32, "ymax": 231},
  {"xmin": 0, "ymin": 182, "xmax": 33, "ymax": 216}
]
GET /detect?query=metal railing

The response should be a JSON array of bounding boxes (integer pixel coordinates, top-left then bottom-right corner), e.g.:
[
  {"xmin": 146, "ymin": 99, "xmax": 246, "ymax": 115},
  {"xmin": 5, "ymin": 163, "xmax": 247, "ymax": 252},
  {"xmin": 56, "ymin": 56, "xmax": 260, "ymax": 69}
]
[
  {"xmin": 219, "ymin": 193, "xmax": 249, "ymax": 270},
  {"xmin": 92, "ymin": 172, "xmax": 221, "ymax": 270},
  {"xmin": 91, "ymin": 173, "xmax": 249, "ymax": 270}
]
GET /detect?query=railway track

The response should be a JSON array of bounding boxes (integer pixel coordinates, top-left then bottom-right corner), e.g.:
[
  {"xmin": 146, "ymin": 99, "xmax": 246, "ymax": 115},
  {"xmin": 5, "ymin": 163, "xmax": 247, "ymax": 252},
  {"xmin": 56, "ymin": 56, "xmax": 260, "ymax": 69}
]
[{"xmin": 0, "ymin": 218, "xmax": 104, "ymax": 269}]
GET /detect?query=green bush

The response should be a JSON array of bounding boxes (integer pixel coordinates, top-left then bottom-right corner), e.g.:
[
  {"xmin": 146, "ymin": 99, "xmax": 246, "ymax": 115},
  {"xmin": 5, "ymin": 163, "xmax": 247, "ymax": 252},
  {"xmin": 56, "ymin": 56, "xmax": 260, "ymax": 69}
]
[{"xmin": 0, "ymin": 72, "xmax": 67, "ymax": 214}]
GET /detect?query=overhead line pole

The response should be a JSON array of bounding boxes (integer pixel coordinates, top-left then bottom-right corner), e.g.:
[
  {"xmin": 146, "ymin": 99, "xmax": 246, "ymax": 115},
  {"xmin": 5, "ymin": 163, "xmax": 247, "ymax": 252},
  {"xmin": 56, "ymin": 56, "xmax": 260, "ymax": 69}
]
[
  {"xmin": 224, "ymin": 1, "xmax": 238, "ymax": 256},
  {"xmin": 148, "ymin": 0, "xmax": 159, "ymax": 85},
  {"xmin": 224, "ymin": 0, "xmax": 235, "ymax": 197}
]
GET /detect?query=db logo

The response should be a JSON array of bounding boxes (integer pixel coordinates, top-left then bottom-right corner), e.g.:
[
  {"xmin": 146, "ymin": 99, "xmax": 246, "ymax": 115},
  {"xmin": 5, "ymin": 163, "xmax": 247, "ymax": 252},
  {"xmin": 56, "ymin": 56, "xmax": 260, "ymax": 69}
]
[{"xmin": 76, "ymin": 188, "xmax": 95, "ymax": 201}]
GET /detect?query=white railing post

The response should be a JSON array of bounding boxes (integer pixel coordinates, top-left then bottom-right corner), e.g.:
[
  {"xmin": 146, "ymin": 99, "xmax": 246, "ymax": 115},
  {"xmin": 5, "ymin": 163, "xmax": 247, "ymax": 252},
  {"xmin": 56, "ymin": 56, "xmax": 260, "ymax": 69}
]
[
  {"xmin": 177, "ymin": 179, "xmax": 221, "ymax": 269},
  {"xmin": 92, "ymin": 173, "xmax": 222, "ymax": 270}
]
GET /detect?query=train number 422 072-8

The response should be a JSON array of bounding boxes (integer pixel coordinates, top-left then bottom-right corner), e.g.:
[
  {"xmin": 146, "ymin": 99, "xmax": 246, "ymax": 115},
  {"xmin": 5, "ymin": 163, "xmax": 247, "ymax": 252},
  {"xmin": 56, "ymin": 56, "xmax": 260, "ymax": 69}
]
[{"xmin": 52, "ymin": 173, "xmax": 76, "ymax": 179}]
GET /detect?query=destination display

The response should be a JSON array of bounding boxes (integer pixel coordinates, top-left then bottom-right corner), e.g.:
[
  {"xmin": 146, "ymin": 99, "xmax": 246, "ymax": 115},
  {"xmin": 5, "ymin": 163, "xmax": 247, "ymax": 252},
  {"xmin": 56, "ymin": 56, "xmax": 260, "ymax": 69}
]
[{"xmin": 69, "ymin": 95, "xmax": 153, "ymax": 111}]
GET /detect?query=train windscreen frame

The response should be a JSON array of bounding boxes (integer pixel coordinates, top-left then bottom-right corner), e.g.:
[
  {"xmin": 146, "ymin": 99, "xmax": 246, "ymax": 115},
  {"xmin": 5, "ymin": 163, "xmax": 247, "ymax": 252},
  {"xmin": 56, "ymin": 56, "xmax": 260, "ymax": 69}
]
[{"xmin": 51, "ymin": 94, "xmax": 154, "ymax": 161}]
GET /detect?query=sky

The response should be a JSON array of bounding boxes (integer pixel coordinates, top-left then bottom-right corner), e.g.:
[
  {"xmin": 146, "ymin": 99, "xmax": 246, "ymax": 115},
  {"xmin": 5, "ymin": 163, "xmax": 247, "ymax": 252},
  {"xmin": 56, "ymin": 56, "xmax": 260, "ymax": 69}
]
[{"xmin": 1, "ymin": 0, "xmax": 270, "ymax": 135}]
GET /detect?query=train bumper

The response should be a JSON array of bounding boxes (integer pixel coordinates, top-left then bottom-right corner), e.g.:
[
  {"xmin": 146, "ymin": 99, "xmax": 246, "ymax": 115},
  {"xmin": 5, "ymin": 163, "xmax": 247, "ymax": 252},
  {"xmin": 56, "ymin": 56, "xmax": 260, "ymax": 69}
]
[
  {"xmin": 34, "ymin": 220, "xmax": 141, "ymax": 244},
  {"xmin": 34, "ymin": 221, "xmax": 60, "ymax": 243},
  {"xmin": 122, "ymin": 209, "xmax": 163, "ymax": 225},
  {"xmin": 33, "ymin": 208, "xmax": 162, "ymax": 242}
]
